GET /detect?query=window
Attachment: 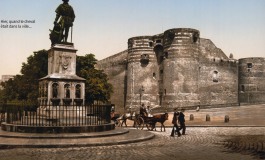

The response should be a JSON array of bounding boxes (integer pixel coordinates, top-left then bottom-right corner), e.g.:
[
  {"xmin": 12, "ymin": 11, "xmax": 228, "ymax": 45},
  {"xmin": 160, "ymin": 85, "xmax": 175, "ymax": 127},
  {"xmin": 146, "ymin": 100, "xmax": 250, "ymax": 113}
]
[
  {"xmin": 156, "ymin": 39, "xmax": 162, "ymax": 43},
  {"xmin": 164, "ymin": 52, "xmax": 168, "ymax": 59},
  {"xmin": 247, "ymin": 63, "xmax": 252, "ymax": 72},
  {"xmin": 241, "ymin": 85, "xmax": 245, "ymax": 92},
  {"xmin": 213, "ymin": 71, "xmax": 218, "ymax": 82},
  {"xmin": 140, "ymin": 54, "xmax": 149, "ymax": 64},
  {"xmin": 149, "ymin": 42, "xmax": 153, "ymax": 47},
  {"xmin": 247, "ymin": 63, "xmax": 252, "ymax": 68},
  {"xmin": 193, "ymin": 32, "xmax": 199, "ymax": 43},
  {"xmin": 153, "ymin": 73, "xmax": 156, "ymax": 79}
]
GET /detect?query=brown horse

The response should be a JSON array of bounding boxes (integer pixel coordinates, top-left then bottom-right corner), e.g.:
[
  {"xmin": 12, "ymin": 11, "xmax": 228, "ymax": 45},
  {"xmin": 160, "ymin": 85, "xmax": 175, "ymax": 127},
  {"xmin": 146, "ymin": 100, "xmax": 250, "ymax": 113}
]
[{"xmin": 151, "ymin": 113, "xmax": 169, "ymax": 132}]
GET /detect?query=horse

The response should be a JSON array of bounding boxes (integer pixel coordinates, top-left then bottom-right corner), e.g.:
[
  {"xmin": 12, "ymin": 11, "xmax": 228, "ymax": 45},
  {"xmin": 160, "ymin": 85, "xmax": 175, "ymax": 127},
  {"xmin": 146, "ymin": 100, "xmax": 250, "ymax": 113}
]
[
  {"xmin": 116, "ymin": 114, "xmax": 128, "ymax": 127},
  {"xmin": 151, "ymin": 113, "xmax": 169, "ymax": 132},
  {"xmin": 115, "ymin": 112, "xmax": 135, "ymax": 127}
]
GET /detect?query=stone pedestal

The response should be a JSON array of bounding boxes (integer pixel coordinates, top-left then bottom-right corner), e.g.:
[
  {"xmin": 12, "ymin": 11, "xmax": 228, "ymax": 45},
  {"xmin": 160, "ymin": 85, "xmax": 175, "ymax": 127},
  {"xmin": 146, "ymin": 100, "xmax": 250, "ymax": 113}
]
[{"xmin": 38, "ymin": 43, "xmax": 85, "ymax": 106}]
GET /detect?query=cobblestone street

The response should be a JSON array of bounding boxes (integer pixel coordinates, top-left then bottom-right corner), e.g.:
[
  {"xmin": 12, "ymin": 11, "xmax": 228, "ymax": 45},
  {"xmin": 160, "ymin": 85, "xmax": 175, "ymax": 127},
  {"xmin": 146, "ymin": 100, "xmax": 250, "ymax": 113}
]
[{"xmin": 0, "ymin": 127, "xmax": 264, "ymax": 160}]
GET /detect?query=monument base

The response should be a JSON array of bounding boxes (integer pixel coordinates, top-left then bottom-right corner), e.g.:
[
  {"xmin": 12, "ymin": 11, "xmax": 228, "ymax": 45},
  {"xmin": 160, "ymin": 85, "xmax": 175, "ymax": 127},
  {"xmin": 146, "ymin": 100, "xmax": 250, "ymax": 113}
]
[{"xmin": 1, "ymin": 122, "xmax": 115, "ymax": 133}]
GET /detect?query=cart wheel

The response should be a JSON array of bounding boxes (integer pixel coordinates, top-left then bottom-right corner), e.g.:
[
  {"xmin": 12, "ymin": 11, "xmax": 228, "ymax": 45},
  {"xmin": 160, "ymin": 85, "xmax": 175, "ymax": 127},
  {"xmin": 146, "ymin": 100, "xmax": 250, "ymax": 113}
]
[
  {"xmin": 136, "ymin": 117, "xmax": 144, "ymax": 130},
  {"xmin": 146, "ymin": 123, "xmax": 153, "ymax": 131}
]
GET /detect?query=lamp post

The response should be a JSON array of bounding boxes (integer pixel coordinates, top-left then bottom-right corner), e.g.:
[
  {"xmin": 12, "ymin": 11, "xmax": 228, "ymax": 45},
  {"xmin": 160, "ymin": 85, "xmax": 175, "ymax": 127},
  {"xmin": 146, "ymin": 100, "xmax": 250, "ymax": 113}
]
[{"xmin": 139, "ymin": 86, "xmax": 144, "ymax": 106}]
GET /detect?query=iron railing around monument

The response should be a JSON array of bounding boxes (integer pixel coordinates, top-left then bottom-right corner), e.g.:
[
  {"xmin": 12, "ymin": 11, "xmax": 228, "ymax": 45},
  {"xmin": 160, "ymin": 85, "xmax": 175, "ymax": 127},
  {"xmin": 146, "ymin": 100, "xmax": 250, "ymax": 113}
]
[{"xmin": 1, "ymin": 103, "xmax": 112, "ymax": 126}]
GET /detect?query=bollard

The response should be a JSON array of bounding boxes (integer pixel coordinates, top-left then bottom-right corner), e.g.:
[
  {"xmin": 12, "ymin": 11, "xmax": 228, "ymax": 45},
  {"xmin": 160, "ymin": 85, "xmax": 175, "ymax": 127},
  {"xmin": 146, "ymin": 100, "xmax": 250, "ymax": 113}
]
[
  {"xmin": 206, "ymin": 114, "xmax": 210, "ymax": 121},
  {"xmin": 224, "ymin": 115, "xmax": 229, "ymax": 123},
  {"xmin": 190, "ymin": 114, "xmax": 194, "ymax": 121}
]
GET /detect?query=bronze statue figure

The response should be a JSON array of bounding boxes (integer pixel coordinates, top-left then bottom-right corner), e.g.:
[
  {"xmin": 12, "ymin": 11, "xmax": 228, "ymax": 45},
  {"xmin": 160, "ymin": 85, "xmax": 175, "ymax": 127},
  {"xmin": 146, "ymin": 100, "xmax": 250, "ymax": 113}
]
[{"xmin": 50, "ymin": 0, "xmax": 75, "ymax": 45}]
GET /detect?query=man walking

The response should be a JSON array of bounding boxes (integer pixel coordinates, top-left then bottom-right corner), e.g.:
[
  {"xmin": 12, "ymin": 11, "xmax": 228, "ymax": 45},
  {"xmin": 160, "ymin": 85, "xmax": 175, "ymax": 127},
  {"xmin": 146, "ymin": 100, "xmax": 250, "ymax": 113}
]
[
  {"xmin": 178, "ymin": 108, "xmax": 186, "ymax": 135},
  {"xmin": 171, "ymin": 108, "xmax": 181, "ymax": 137}
]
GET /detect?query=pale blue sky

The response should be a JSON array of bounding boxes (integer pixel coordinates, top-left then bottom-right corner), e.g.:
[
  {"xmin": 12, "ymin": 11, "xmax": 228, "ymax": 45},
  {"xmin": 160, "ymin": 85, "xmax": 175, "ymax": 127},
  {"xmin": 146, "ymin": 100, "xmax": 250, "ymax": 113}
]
[{"xmin": 0, "ymin": 0, "xmax": 265, "ymax": 76}]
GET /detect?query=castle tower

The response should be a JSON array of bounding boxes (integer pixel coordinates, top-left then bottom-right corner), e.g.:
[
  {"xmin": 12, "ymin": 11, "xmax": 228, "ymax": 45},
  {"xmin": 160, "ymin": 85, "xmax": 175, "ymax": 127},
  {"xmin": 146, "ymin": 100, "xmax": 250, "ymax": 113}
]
[
  {"xmin": 126, "ymin": 36, "xmax": 159, "ymax": 109},
  {"xmin": 161, "ymin": 28, "xmax": 200, "ymax": 108},
  {"xmin": 38, "ymin": 43, "xmax": 85, "ymax": 106},
  {"xmin": 238, "ymin": 57, "xmax": 265, "ymax": 104}
]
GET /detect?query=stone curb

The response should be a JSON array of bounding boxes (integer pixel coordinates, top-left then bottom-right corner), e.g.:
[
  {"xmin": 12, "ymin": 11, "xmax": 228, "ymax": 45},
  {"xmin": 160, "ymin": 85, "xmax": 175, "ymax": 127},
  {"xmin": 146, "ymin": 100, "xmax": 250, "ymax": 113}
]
[
  {"xmin": 0, "ymin": 129, "xmax": 155, "ymax": 149},
  {"xmin": 0, "ymin": 128, "xmax": 129, "ymax": 139}
]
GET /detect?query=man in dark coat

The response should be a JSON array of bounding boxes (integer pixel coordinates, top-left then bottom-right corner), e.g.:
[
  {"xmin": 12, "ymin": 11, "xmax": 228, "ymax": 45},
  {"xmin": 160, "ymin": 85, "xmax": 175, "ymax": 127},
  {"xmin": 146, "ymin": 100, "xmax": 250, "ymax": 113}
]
[
  {"xmin": 54, "ymin": 0, "xmax": 75, "ymax": 43},
  {"xmin": 178, "ymin": 108, "xmax": 186, "ymax": 135},
  {"xmin": 171, "ymin": 108, "xmax": 181, "ymax": 137}
]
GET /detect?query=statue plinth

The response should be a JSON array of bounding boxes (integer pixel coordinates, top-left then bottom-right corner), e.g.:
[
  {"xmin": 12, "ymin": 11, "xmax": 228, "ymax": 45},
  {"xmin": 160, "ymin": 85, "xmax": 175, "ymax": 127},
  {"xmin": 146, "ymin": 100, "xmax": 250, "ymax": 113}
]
[{"xmin": 39, "ymin": 43, "xmax": 85, "ymax": 106}]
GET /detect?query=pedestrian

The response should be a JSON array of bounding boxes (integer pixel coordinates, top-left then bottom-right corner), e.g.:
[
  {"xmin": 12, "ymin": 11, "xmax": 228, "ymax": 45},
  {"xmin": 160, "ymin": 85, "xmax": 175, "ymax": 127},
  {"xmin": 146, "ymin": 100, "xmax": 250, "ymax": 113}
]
[
  {"xmin": 178, "ymin": 108, "xmax": 186, "ymax": 135},
  {"xmin": 171, "ymin": 108, "xmax": 181, "ymax": 137},
  {"xmin": 140, "ymin": 103, "xmax": 147, "ymax": 117},
  {"xmin": 146, "ymin": 106, "xmax": 152, "ymax": 117}
]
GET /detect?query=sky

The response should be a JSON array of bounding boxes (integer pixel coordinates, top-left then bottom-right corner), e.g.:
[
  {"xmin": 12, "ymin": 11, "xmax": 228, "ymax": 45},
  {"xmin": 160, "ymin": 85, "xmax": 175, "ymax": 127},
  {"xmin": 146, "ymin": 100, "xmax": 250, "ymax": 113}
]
[{"xmin": 0, "ymin": 0, "xmax": 265, "ymax": 77}]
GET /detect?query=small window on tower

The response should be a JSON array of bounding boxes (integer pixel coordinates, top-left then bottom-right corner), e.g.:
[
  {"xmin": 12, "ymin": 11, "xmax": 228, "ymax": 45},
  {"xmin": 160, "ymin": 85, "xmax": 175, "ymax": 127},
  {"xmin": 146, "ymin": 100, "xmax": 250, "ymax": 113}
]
[
  {"xmin": 241, "ymin": 85, "xmax": 245, "ymax": 92},
  {"xmin": 153, "ymin": 72, "xmax": 156, "ymax": 79},
  {"xmin": 164, "ymin": 52, "xmax": 168, "ymax": 58},
  {"xmin": 247, "ymin": 63, "xmax": 252, "ymax": 68},
  {"xmin": 149, "ymin": 42, "xmax": 153, "ymax": 47},
  {"xmin": 213, "ymin": 71, "xmax": 219, "ymax": 82},
  {"xmin": 247, "ymin": 63, "xmax": 252, "ymax": 72}
]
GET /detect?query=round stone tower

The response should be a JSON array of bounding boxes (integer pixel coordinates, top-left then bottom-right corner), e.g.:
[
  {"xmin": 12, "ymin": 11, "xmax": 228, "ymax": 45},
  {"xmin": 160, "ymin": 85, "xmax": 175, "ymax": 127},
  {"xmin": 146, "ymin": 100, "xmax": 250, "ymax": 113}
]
[
  {"xmin": 126, "ymin": 36, "xmax": 159, "ymax": 109},
  {"xmin": 238, "ymin": 57, "xmax": 265, "ymax": 104},
  {"xmin": 161, "ymin": 28, "xmax": 200, "ymax": 108}
]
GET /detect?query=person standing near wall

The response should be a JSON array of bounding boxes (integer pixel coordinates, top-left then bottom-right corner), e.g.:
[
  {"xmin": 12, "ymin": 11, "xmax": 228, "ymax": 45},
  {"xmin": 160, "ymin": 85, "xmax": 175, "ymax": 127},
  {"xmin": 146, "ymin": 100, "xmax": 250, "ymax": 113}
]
[
  {"xmin": 178, "ymin": 108, "xmax": 186, "ymax": 135},
  {"xmin": 171, "ymin": 108, "xmax": 181, "ymax": 137}
]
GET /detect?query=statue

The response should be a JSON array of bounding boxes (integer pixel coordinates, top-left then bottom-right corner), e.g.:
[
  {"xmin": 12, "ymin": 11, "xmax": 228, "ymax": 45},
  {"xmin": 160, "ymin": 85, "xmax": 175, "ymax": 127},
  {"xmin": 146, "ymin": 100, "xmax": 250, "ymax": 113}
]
[
  {"xmin": 52, "ymin": 83, "xmax": 58, "ymax": 98},
  {"xmin": 50, "ymin": 0, "xmax": 75, "ymax": 45}
]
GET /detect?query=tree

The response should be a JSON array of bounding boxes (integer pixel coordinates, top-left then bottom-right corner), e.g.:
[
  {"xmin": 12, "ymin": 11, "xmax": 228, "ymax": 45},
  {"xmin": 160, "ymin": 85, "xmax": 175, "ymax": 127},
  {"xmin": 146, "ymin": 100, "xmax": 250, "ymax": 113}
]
[
  {"xmin": 76, "ymin": 54, "xmax": 113, "ymax": 104},
  {"xmin": 1, "ymin": 51, "xmax": 113, "ymax": 105},
  {"xmin": 0, "ymin": 50, "xmax": 48, "ymax": 103}
]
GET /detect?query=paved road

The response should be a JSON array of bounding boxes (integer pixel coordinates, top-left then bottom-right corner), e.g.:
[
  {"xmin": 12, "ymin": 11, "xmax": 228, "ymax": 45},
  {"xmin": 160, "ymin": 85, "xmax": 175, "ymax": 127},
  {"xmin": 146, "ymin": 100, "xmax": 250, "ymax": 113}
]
[
  {"xmin": 0, "ymin": 127, "xmax": 264, "ymax": 160},
  {"xmin": 123, "ymin": 104, "xmax": 265, "ymax": 127}
]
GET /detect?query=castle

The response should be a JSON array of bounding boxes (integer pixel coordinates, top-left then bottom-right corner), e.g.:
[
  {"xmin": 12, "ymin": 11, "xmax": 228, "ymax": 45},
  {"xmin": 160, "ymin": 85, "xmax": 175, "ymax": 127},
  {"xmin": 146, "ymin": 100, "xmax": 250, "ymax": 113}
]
[{"xmin": 96, "ymin": 28, "xmax": 265, "ymax": 112}]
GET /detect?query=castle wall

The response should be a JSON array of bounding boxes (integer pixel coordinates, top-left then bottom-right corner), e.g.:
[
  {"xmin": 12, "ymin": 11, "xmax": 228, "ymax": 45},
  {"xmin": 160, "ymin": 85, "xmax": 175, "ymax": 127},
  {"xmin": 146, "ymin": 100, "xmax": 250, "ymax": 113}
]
[
  {"xmin": 198, "ymin": 60, "xmax": 238, "ymax": 105},
  {"xmin": 96, "ymin": 28, "xmax": 264, "ymax": 112},
  {"xmin": 198, "ymin": 39, "xmax": 238, "ymax": 106},
  {"xmin": 95, "ymin": 50, "xmax": 128, "ymax": 113},
  {"xmin": 238, "ymin": 57, "xmax": 265, "ymax": 104}
]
